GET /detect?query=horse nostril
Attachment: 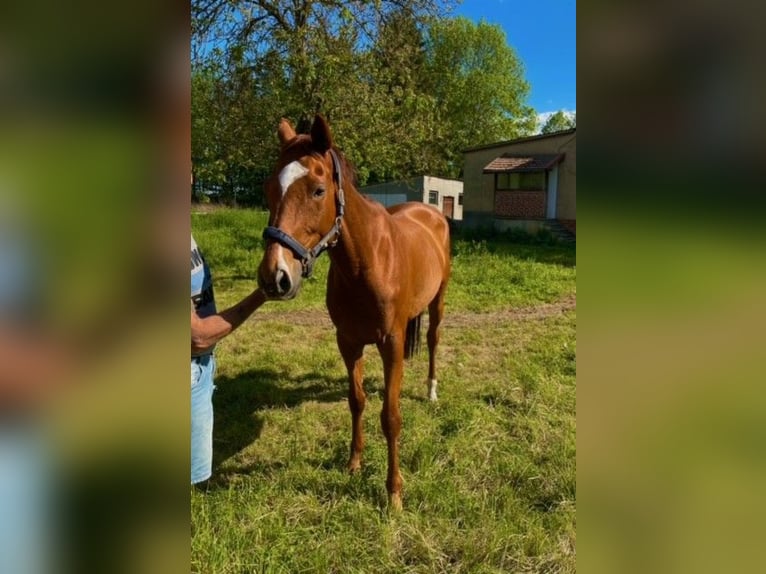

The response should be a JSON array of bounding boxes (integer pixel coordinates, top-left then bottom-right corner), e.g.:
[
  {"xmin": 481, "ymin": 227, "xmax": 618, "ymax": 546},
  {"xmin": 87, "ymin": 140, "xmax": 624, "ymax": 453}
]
[{"xmin": 276, "ymin": 268, "xmax": 292, "ymax": 294}]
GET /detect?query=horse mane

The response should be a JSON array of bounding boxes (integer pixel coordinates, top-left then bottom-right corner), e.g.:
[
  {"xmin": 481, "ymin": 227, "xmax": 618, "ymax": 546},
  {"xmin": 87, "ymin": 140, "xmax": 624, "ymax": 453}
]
[
  {"xmin": 325, "ymin": 148, "xmax": 393, "ymax": 211},
  {"xmin": 329, "ymin": 146, "xmax": 359, "ymax": 190}
]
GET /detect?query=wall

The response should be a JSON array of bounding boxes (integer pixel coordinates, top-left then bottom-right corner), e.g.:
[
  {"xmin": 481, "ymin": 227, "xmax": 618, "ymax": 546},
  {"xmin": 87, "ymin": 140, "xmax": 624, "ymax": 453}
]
[
  {"xmin": 360, "ymin": 176, "xmax": 464, "ymax": 220},
  {"xmin": 462, "ymin": 130, "xmax": 576, "ymax": 229},
  {"xmin": 422, "ymin": 176, "xmax": 464, "ymax": 220},
  {"xmin": 361, "ymin": 178, "xmax": 422, "ymax": 207},
  {"xmin": 494, "ymin": 190, "xmax": 546, "ymax": 219},
  {"xmin": 554, "ymin": 136, "xmax": 576, "ymax": 221}
]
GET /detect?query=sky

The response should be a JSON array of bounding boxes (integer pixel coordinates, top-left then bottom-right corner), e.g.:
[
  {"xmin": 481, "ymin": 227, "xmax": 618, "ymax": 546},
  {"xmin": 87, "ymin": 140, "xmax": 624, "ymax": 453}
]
[{"xmin": 453, "ymin": 0, "xmax": 576, "ymax": 119}]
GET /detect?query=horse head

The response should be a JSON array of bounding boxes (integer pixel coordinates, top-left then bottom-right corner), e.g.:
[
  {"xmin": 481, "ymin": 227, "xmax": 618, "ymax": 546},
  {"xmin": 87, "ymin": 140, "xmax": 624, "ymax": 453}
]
[{"xmin": 258, "ymin": 114, "xmax": 345, "ymax": 299}]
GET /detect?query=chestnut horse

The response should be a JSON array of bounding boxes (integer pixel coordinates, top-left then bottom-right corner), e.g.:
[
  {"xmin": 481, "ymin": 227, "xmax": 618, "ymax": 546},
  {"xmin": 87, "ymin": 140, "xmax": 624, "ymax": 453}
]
[{"xmin": 258, "ymin": 115, "xmax": 451, "ymax": 509}]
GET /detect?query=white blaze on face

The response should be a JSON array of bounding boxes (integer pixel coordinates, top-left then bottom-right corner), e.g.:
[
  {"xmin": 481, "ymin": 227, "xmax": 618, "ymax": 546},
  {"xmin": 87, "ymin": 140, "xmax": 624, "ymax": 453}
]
[
  {"xmin": 279, "ymin": 160, "xmax": 309, "ymax": 197},
  {"xmin": 275, "ymin": 244, "xmax": 288, "ymax": 272}
]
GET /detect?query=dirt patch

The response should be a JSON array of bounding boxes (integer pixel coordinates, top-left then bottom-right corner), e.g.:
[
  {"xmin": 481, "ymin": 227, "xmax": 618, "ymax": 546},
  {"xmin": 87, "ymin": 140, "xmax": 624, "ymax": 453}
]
[
  {"xmin": 258, "ymin": 308, "xmax": 334, "ymax": 327},
  {"xmin": 444, "ymin": 293, "xmax": 576, "ymax": 328},
  {"xmin": 256, "ymin": 294, "xmax": 576, "ymax": 328}
]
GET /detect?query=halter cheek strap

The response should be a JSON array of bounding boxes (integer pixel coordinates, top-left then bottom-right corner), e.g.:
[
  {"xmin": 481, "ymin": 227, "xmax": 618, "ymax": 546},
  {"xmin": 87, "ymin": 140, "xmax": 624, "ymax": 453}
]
[{"xmin": 262, "ymin": 149, "xmax": 346, "ymax": 278}]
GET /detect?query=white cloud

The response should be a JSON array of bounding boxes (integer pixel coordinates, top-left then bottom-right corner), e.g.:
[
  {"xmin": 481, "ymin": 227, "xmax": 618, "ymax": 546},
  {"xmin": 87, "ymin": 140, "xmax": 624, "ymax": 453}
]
[{"xmin": 535, "ymin": 109, "xmax": 576, "ymax": 133}]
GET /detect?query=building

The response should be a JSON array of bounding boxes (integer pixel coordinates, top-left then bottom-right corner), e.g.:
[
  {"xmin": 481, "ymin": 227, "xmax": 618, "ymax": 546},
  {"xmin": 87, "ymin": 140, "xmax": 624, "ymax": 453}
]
[
  {"xmin": 360, "ymin": 176, "xmax": 464, "ymax": 220},
  {"xmin": 461, "ymin": 129, "xmax": 576, "ymax": 235}
]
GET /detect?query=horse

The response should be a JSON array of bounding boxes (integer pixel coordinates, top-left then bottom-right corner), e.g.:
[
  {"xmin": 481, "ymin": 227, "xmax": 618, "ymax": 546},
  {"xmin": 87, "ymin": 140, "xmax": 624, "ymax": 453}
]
[{"xmin": 257, "ymin": 115, "xmax": 451, "ymax": 510}]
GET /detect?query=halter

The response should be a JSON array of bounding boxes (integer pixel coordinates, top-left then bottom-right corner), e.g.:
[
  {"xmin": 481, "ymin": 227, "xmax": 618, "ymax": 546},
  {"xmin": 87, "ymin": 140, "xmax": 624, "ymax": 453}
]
[{"xmin": 262, "ymin": 149, "xmax": 346, "ymax": 278}]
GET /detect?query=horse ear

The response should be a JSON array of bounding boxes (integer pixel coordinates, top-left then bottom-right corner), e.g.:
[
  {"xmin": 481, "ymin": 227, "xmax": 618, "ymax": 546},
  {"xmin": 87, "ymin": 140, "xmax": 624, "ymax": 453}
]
[
  {"xmin": 277, "ymin": 118, "xmax": 296, "ymax": 146},
  {"xmin": 310, "ymin": 114, "xmax": 333, "ymax": 153}
]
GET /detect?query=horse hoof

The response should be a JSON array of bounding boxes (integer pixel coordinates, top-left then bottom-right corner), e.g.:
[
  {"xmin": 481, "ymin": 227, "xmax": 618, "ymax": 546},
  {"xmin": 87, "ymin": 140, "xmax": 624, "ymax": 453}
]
[
  {"xmin": 426, "ymin": 379, "xmax": 438, "ymax": 402},
  {"xmin": 388, "ymin": 493, "xmax": 403, "ymax": 512},
  {"xmin": 347, "ymin": 459, "xmax": 361, "ymax": 474}
]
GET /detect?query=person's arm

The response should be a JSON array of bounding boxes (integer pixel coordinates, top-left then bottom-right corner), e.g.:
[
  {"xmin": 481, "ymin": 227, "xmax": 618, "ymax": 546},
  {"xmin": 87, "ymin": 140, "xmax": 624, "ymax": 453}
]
[
  {"xmin": 0, "ymin": 326, "xmax": 74, "ymax": 407},
  {"xmin": 191, "ymin": 288, "xmax": 267, "ymax": 355}
]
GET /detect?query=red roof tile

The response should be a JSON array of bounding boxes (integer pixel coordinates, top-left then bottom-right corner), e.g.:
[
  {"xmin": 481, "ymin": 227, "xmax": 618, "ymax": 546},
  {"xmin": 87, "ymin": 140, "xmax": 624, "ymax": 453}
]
[{"xmin": 483, "ymin": 153, "xmax": 564, "ymax": 173}]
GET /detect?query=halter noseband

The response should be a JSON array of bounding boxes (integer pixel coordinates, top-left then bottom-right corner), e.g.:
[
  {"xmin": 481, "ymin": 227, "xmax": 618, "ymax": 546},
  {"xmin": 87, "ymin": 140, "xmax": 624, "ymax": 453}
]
[{"xmin": 262, "ymin": 149, "xmax": 346, "ymax": 278}]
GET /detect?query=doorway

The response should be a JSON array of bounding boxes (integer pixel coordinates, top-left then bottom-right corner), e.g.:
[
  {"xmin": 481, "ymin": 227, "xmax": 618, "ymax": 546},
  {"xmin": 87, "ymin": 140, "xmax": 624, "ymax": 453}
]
[{"xmin": 442, "ymin": 196, "xmax": 454, "ymax": 219}]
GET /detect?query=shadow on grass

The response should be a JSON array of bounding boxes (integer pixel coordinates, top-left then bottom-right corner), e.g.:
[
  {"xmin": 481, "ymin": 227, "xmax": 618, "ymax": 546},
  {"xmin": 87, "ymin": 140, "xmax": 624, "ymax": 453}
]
[
  {"xmin": 210, "ymin": 367, "xmax": 348, "ymax": 473},
  {"xmin": 206, "ymin": 368, "xmax": 395, "ymax": 501}
]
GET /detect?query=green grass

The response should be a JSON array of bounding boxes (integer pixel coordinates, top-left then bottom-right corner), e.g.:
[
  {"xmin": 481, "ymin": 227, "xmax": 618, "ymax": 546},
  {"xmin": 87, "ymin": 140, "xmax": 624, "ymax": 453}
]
[
  {"xmin": 192, "ymin": 208, "xmax": 575, "ymax": 312},
  {"xmin": 191, "ymin": 207, "xmax": 576, "ymax": 573}
]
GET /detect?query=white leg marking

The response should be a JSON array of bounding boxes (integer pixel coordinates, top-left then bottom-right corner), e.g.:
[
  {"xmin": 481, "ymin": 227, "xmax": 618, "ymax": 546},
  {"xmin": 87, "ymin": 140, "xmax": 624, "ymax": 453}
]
[
  {"xmin": 279, "ymin": 161, "xmax": 309, "ymax": 196},
  {"xmin": 427, "ymin": 378, "xmax": 438, "ymax": 402}
]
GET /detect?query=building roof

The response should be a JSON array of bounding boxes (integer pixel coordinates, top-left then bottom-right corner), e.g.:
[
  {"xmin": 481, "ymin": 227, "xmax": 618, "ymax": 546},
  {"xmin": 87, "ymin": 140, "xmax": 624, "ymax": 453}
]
[
  {"xmin": 463, "ymin": 128, "xmax": 576, "ymax": 153},
  {"xmin": 483, "ymin": 153, "xmax": 564, "ymax": 173}
]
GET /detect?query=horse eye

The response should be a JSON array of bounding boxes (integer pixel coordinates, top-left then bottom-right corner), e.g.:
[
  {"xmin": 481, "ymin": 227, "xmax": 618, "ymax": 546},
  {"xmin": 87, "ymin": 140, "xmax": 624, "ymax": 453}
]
[{"xmin": 314, "ymin": 187, "xmax": 326, "ymax": 198}]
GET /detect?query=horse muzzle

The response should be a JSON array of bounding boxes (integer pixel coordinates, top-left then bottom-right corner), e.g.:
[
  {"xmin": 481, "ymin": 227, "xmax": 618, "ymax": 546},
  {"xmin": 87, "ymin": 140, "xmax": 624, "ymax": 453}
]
[{"xmin": 257, "ymin": 244, "xmax": 303, "ymax": 300}]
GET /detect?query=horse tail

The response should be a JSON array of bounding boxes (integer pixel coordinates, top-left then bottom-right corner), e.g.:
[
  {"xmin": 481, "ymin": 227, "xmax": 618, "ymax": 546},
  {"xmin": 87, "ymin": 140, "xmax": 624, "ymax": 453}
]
[{"xmin": 404, "ymin": 314, "xmax": 422, "ymax": 360}]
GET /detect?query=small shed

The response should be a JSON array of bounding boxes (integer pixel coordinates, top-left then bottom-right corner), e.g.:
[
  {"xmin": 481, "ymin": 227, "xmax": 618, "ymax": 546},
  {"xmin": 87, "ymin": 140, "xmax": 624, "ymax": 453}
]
[
  {"xmin": 461, "ymin": 129, "xmax": 576, "ymax": 235},
  {"xmin": 360, "ymin": 176, "xmax": 464, "ymax": 220}
]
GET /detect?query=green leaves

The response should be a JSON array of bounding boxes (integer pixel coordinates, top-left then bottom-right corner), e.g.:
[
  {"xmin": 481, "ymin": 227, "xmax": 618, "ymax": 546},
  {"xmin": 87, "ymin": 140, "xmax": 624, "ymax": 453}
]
[
  {"xmin": 192, "ymin": 1, "xmax": 536, "ymax": 198},
  {"xmin": 541, "ymin": 110, "xmax": 576, "ymax": 134},
  {"xmin": 421, "ymin": 17, "xmax": 537, "ymax": 171}
]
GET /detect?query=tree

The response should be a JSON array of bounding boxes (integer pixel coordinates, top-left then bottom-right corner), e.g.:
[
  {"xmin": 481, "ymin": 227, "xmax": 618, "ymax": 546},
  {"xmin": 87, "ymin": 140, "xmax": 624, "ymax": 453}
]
[
  {"xmin": 192, "ymin": 1, "xmax": 451, "ymax": 192},
  {"xmin": 418, "ymin": 17, "xmax": 537, "ymax": 177},
  {"xmin": 541, "ymin": 110, "xmax": 576, "ymax": 134},
  {"xmin": 192, "ymin": 55, "xmax": 277, "ymax": 204},
  {"xmin": 193, "ymin": 0, "xmax": 448, "ymax": 123},
  {"xmin": 191, "ymin": 1, "xmax": 537, "ymax": 190}
]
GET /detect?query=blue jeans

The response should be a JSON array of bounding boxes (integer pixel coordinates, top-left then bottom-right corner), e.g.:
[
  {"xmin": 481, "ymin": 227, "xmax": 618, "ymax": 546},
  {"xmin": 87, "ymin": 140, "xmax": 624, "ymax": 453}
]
[
  {"xmin": 0, "ymin": 428, "xmax": 51, "ymax": 574},
  {"xmin": 191, "ymin": 354, "xmax": 216, "ymax": 484}
]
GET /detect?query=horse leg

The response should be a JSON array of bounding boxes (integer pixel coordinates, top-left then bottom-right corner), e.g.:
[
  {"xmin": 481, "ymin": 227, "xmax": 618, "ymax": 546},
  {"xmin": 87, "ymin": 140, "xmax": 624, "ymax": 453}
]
[
  {"xmin": 378, "ymin": 331, "xmax": 405, "ymax": 510},
  {"xmin": 338, "ymin": 332, "xmax": 366, "ymax": 473},
  {"xmin": 426, "ymin": 284, "xmax": 447, "ymax": 401}
]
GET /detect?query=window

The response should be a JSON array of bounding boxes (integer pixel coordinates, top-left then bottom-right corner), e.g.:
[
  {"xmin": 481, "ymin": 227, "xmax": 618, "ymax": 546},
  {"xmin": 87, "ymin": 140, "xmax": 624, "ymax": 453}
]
[
  {"xmin": 428, "ymin": 191, "xmax": 439, "ymax": 205},
  {"xmin": 496, "ymin": 173, "xmax": 517, "ymax": 190},
  {"xmin": 495, "ymin": 171, "xmax": 545, "ymax": 191},
  {"xmin": 493, "ymin": 170, "xmax": 547, "ymax": 219},
  {"xmin": 458, "ymin": 194, "xmax": 464, "ymax": 206}
]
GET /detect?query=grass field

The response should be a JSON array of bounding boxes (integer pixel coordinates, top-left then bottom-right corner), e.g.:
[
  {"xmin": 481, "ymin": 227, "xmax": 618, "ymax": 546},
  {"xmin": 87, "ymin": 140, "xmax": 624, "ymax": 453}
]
[{"xmin": 191, "ymin": 208, "xmax": 576, "ymax": 573}]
